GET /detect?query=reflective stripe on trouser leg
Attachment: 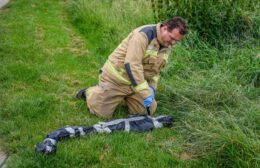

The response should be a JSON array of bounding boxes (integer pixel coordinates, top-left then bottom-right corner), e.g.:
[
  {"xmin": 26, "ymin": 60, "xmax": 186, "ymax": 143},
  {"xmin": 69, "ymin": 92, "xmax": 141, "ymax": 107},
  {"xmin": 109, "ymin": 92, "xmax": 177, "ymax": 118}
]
[{"xmin": 125, "ymin": 93, "xmax": 157, "ymax": 115}]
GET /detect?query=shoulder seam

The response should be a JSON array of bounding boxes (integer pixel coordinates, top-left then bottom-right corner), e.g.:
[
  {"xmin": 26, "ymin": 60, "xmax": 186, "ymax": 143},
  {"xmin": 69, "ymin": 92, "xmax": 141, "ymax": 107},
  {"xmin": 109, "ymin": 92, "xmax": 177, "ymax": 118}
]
[{"xmin": 139, "ymin": 26, "xmax": 157, "ymax": 44}]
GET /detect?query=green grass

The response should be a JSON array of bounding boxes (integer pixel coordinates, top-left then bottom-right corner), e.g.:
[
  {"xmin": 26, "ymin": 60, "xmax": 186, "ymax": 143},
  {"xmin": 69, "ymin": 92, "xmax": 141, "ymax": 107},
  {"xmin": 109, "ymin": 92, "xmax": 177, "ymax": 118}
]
[
  {"xmin": 155, "ymin": 0, "xmax": 260, "ymax": 48},
  {"xmin": 0, "ymin": 0, "xmax": 259, "ymax": 167}
]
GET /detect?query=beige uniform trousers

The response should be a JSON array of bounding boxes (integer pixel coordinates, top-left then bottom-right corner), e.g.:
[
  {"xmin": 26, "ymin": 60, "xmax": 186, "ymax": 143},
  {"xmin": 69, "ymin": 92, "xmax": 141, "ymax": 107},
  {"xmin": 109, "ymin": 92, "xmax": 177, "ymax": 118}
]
[{"xmin": 85, "ymin": 70, "xmax": 157, "ymax": 118}]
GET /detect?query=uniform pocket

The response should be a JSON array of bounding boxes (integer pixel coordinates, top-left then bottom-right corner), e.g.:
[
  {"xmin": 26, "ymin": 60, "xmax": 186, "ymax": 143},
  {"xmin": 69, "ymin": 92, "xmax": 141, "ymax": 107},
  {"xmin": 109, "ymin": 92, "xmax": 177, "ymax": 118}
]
[
  {"xmin": 159, "ymin": 60, "xmax": 166, "ymax": 69},
  {"xmin": 150, "ymin": 57, "xmax": 164, "ymax": 73},
  {"xmin": 143, "ymin": 56, "xmax": 165, "ymax": 73}
]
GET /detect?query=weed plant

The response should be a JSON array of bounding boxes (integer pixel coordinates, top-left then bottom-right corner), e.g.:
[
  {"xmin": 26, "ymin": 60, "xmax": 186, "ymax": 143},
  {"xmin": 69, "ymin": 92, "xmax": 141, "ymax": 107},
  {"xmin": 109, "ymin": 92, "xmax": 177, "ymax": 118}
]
[
  {"xmin": 152, "ymin": 0, "xmax": 260, "ymax": 48},
  {"xmin": 0, "ymin": 0, "xmax": 259, "ymax": 167}
]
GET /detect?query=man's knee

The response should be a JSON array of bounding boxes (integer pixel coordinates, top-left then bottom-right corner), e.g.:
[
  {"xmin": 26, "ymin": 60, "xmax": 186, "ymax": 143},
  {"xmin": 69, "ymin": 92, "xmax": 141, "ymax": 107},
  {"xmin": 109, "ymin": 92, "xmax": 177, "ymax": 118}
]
[
  {"xmin": 87, "ymin": 99, "xmax": 114, "ymax": 118},
  {"xmin": 128, "ymin": 100, "xmax": 157, "ymax": 115},
  {"xmin": 88, "ymin": 107, "xmax": 113, "ymax": 118},
  {"xmin": 86, "ymin": 86, "xmax": 114, "ymax": 118}
]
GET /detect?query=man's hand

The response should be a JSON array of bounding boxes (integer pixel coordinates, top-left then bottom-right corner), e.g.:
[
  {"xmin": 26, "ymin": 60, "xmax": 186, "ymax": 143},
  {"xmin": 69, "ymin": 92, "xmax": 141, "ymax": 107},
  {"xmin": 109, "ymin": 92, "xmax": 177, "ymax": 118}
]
[{"xmin": 143, "ymin": 86, "xmax": 155, "ymax": 108}]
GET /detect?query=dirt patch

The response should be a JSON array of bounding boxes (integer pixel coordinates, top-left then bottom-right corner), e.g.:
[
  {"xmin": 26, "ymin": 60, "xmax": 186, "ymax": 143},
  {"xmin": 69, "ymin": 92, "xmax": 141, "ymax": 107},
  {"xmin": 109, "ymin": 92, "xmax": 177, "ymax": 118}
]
[{"xmin": 179, "ymin": 151, "xmax": 194, "ymax": 160}]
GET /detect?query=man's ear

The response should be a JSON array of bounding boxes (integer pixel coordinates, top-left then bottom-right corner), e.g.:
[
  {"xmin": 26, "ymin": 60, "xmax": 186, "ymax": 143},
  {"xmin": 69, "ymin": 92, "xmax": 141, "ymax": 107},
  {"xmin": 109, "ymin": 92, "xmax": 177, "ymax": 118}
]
[{"xmin": 162, "ymin": 25, "xmax": 169, "ymax": 33}]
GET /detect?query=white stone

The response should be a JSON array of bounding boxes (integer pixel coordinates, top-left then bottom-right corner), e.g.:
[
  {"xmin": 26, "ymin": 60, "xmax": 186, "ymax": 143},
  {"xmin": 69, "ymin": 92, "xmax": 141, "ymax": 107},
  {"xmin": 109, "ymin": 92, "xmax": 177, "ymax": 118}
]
[
  {"xmin": 0, "ymin": 147, "xmax": 7, "ymax": 167},
  {"xmin": 0, "ymin": 0, "xmax": 9, "ymax": 9}
]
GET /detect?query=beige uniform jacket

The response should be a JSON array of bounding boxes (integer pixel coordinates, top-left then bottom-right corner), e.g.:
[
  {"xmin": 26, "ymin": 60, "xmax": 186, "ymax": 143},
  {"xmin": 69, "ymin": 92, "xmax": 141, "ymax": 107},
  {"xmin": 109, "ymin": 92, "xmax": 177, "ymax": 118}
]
[{"xmin": 102, "ymin": 23, "xmax": 172, "ymax": 99}]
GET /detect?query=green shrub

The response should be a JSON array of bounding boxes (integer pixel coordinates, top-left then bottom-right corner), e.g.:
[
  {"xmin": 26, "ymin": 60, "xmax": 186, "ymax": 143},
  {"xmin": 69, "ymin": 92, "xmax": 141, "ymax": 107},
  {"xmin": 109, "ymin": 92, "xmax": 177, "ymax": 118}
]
[{"xmin": 152, "ymin": 0, "xmax": 260, "ymax": 47}]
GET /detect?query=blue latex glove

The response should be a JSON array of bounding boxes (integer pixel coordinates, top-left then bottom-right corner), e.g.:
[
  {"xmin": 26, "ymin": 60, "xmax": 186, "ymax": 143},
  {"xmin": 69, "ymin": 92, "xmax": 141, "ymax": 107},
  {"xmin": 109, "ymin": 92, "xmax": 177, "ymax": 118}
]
[{"xmin": 143, "ymin": 86, "xmax": 155, "ymax": 108}]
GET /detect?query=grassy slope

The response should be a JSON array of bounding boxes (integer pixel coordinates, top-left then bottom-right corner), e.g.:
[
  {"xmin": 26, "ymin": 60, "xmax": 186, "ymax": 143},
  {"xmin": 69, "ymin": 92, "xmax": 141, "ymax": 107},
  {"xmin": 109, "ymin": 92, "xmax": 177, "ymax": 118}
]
[{"xmin": 0, "ymin": 0, "xmax": 259, "ymax": 168}]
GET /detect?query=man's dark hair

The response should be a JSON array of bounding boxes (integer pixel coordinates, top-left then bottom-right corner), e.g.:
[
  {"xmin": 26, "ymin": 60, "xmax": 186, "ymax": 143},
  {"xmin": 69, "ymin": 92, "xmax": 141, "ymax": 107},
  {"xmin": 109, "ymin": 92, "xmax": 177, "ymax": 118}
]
[{"xmin": 163, "ymin": 16, "xmax": 188, "ymax": 35}]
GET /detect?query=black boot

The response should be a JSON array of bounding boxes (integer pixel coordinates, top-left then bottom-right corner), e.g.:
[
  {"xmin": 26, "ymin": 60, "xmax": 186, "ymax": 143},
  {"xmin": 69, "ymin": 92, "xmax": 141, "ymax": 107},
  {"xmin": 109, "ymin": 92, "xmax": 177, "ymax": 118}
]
[{"xmin": 76, "ymin": 88, "xmax": 87, "ymax": 101}]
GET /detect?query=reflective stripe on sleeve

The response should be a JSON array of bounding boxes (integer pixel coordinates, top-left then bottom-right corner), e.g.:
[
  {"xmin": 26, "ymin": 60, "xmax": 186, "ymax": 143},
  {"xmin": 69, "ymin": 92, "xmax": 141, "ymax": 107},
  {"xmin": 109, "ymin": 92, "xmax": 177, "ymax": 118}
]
[{"xmin": 134, "ymin": 81, "xmax": 149, "ymax": 92}]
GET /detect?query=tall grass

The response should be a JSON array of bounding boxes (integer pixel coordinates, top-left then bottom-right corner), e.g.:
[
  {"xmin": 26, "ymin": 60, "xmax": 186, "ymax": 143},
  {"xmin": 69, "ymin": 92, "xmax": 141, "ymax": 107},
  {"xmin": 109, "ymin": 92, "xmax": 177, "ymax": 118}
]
[
  {"xmin": 66, "ymin": 0, "xmax": 154, "ymax": 65},
  {"xmin": 67, "ymin": 0, "xmax": 260, "ymax": 167},
  {"xmin": 151, "ymin": 0, "xmax": 260, "ymax": 48}
]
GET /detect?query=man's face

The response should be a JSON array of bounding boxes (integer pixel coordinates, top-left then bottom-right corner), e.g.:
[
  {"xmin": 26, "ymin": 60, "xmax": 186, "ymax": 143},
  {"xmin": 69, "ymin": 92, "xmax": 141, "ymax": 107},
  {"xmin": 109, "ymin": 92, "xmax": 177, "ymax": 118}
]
[{"xmin": 160, "ymin": 26, "xmax": 183, "ymax": 47}]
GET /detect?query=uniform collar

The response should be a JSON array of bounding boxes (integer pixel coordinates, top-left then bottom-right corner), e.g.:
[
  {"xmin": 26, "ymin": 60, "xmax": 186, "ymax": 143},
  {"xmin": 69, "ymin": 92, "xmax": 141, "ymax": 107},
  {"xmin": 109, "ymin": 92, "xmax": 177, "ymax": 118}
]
[
  {"xmin": 156, "ymin": 23, "xmax": 170, "ymax": 49},
  {"xmin": 156, "ymin": 23, "xmax": 164, "ymax": 47}
]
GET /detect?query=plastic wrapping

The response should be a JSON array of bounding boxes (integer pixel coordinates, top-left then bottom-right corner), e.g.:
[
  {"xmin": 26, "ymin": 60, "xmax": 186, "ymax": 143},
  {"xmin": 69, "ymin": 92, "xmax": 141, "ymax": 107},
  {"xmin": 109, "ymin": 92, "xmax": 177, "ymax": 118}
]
[{"xmin": 36, "ymin": 115, "xmax": 174, "ymax": 154}]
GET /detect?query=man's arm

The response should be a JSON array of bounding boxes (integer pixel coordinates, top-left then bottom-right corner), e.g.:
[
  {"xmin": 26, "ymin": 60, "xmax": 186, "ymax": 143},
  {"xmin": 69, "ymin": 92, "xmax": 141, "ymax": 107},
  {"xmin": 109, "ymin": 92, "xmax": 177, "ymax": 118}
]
[{"xmin": 124, "ymin": 32, "xmax": 151, "ymax": 99}]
